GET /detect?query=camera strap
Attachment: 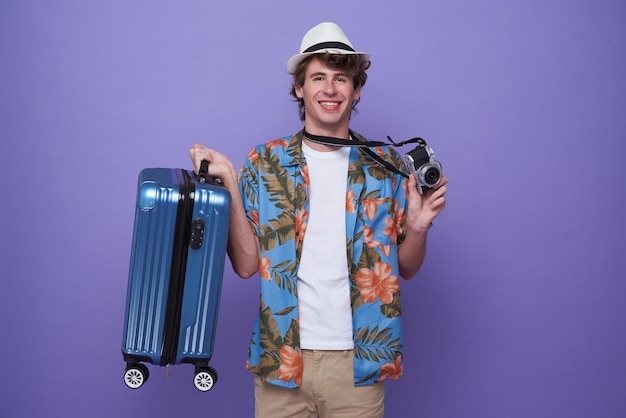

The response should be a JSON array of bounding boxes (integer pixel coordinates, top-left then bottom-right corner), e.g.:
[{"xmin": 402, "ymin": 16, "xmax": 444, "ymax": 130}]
[{"xmin": 303, "ymin": 129, "xmax": 426, "ymax": 179}]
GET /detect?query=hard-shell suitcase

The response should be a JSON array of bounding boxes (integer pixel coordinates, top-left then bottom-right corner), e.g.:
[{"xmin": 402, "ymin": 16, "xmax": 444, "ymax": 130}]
[{"xmin": 121, "ymin": 162, "xmax": 231, "ymax": 392}]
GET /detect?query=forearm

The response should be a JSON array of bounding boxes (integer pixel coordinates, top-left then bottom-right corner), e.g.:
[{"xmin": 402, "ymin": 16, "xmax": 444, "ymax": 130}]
[
  {"xmin": 397, "ymin": 223, "xmax": 429, "ymax": 280},
  {"xmin": 220, "ymin": 168, "xmax": 259, "ymax": 279},
  {"xmin": 398, "ymin": 173, "xmax": 447, "ymax": 279}
]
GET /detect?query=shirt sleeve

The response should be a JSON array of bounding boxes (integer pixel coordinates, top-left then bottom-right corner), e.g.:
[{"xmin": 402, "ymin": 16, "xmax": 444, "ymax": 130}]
[
  {"xmin": 388, "ymin": 147, "xmax": 410, "ymax": 246},
  {"xmin": 238, "ymin": 148, "xmax": 261, "ymax": 237}
]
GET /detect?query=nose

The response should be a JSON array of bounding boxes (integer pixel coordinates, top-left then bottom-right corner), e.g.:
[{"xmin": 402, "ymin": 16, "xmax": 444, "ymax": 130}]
[{"xmin": 323, "ymin": 79, "xmax": 337, "ymax": 95}]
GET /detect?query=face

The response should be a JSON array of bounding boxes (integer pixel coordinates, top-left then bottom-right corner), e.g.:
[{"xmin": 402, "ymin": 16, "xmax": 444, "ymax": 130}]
[{"xmin": 294, "ymin": 56, "xmax": 361, "ymax": 137}]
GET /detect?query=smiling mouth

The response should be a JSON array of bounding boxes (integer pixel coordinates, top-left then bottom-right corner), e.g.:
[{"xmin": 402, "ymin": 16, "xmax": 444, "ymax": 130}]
[{"xmin": 319, "ymin": 101, "xmax": 341, "ymax": 109}]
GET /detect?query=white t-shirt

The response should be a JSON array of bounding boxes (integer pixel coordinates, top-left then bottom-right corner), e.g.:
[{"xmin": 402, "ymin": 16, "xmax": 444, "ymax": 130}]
[{"xmin": 297, "ymin": 142, "xmax": 353, "ymax": 350}]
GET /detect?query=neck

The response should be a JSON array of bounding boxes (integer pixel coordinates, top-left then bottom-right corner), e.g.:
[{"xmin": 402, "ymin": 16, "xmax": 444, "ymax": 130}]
[{"xmin": 302, "ymin": 136, "xmax": 341, "ymax": 152}]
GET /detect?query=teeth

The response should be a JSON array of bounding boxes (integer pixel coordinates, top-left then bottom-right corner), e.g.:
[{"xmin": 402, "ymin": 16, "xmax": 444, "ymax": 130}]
[{"xmin": 320, "ymin": 101, "xmax": 339, "ymax": 107}]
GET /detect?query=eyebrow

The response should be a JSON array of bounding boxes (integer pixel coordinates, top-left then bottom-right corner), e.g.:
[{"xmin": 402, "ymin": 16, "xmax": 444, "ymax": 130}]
[{"xmin": 309, "ymin": 71, "xmax": 349, "ymax": 79}]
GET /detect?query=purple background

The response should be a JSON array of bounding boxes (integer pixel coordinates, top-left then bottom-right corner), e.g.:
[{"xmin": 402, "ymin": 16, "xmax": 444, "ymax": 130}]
[{"xmin": 1, "ymin": 1, "xmax": 625, "ymax": 417}]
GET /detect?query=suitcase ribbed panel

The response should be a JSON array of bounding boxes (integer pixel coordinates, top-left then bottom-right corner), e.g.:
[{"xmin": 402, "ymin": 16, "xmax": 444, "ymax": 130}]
[
  {"xmin": 123, "ymin": 179, "xmax": 179, "ymax": 360},
  {"xmin": 177, "ymin": 185, "xmax": 230, "ymax": 361}
]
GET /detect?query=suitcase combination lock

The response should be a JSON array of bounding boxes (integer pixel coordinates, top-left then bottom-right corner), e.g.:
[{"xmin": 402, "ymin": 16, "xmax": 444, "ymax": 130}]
[{"xmin": 189, "ymin": 219, "xmax": 205, "ymax": 250}]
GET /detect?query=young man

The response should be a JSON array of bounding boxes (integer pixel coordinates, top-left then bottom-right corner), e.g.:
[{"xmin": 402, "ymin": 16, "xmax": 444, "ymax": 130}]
[{"xmin": 189, "ymin": 22, "xmax": 448, "ymax": 418}]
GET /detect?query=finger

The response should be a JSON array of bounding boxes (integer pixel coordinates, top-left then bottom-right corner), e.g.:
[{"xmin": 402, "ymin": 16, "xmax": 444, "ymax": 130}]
[
  {"xmin": 430, "ymin": 186, "xmax": 447, "ymax": 209},
  {"xmin": 195, "ymin": 148, "xmax": 213, "ymax": 162},
  {"xmin": 189, "ymin": 147, "xmax": 212, "ymax": 174},
  {"xmin": 430, "ymin": 176, "xmax": 447, "ymax": 192},
  {"xmin": 406, "ymin": 175, "xmax": 425, "ymax": 206},
  {"xmin": 406, "ymin": 174, "xmax": 420, "ymax": 196},
  {"xmin": 429, "ymin": 185, "xmax": 447, "ymax": 203}
]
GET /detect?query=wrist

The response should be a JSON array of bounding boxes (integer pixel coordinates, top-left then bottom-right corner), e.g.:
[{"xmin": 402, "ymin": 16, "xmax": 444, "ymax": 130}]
[
  {"xmin": 221, "ymin": 166, "xmax": 239, "ymax": 189},
  {"xmin": 409, "ymin": 219, "xmax": 433, "ymax": 234}
]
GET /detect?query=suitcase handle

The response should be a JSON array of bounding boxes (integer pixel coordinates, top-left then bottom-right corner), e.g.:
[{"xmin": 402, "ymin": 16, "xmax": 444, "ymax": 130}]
[{"xmin": 198, "ymin": 160, "xmax": 209, "ymax": 183}]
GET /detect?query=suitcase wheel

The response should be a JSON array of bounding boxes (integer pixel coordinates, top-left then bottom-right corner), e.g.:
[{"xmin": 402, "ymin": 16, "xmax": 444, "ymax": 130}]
[
  {"xmin": 193, "ymin": 366, "xmax": 218, "ymax": 392},
  {"xmin": 124, "ymin": 364, "xmax": 149, "ymax": 389}
]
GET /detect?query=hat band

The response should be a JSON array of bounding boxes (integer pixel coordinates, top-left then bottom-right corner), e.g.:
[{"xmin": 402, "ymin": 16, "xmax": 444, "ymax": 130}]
[{"xmin": 302, "ymin": 41, "xmax": 355, "ymax": 54}]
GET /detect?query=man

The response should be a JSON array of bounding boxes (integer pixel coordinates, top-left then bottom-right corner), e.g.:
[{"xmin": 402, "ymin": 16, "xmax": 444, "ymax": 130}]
[{"xmin": 189, "ymin": 22, "xmax": 448, "ymax": 418}]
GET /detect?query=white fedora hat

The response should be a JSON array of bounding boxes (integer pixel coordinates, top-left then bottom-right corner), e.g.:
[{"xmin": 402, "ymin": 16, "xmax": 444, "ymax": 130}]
[{"xmin": 286, "ymin": 22, "xmax": 370, "ymax": 74}]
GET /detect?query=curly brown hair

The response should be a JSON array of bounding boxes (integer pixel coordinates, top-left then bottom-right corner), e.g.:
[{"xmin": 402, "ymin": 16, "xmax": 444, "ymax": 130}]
[{"xmin": 290, "ymin": 53, "xmax": 371, "ymax": 121}]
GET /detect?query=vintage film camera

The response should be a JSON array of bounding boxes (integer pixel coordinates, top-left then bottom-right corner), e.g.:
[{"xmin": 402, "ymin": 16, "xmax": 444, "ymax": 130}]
[{"xmin": 403, "ymin": 140, "xmax": 443, "ymax": 194}]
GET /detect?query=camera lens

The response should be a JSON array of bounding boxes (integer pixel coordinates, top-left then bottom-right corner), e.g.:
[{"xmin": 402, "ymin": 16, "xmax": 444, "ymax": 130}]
[{"xmin": 424, "ymin": 167, "xmax": 440, "ymax": 186}]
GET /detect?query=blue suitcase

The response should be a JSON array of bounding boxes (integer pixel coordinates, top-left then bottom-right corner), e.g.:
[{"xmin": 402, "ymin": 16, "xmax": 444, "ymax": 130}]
[{"xmin": 122, "ymin": 162, "xmax": 231, "ymax": 392}]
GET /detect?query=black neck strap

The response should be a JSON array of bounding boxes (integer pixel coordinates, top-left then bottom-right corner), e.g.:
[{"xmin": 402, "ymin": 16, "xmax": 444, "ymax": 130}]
[
  {"xmin": 303, "ymin": 130, "xmax": 387, "ymax": 147},
  {"xmin": 302, "ymin": 129, "xmax": 416, "ymax": 178},
  {"xmin": 303, "ymin": 129, "xmax": 425, "ymax": 148}
]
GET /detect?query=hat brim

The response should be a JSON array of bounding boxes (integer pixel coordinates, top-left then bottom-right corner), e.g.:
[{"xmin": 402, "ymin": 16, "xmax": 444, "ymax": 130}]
[{"xmin": 287, "ymin": 49, "xmax": 370, "ymax": 74}]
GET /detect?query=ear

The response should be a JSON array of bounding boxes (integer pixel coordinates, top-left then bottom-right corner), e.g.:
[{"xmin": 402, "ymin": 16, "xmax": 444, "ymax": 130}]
[
  {"xmin": 294, "ymin": 82, "xmax": 304, "ymax": 99},
  {"xmin": 353, "ymin": 86, "xmax": 361, "ymax": 102}
]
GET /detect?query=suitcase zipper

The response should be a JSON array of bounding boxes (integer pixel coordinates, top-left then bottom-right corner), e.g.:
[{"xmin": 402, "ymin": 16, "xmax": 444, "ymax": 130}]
[{"xmin": 160, "ymin": 169, "xmax": 195, "ymax": 366}]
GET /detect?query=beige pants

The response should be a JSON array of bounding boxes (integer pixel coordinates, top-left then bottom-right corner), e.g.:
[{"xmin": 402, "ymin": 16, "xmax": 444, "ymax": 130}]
[{"xmin": 254, "ymin": 349, "xmax": 385, "ymax": 418}]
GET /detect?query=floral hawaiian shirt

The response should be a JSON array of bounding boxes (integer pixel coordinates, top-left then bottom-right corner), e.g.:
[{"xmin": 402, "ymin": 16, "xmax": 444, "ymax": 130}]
[{"xmin": 239, "ymin": 130, "xmax": 410, "ymax": 388}]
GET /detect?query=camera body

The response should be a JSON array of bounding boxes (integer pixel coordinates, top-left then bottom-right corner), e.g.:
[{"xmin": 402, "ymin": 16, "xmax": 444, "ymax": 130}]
[{"xmin": 403, "ymin": 144, "xmax": 442, "ymax": 194}]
